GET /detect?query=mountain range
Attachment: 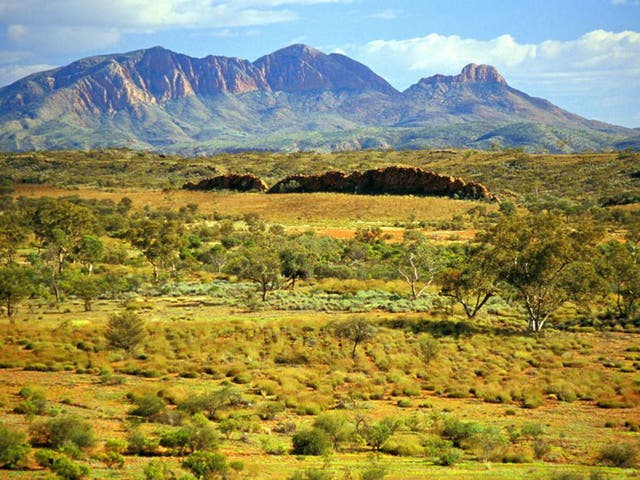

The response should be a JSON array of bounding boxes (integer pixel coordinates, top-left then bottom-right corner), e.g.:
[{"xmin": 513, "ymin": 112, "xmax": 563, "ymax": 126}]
[{"xmin": 0, "ymin": 44, "xmax": 637, "ymax": 154}]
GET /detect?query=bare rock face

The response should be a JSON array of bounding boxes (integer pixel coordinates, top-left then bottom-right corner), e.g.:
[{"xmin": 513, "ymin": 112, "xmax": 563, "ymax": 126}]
[
  {"xmin": 268, "ymin": 165, "xmax": 493, "ymax": 200},
  {"xmin": 183, "ymin": 174, "xmax": 268, "ymax": 192}
]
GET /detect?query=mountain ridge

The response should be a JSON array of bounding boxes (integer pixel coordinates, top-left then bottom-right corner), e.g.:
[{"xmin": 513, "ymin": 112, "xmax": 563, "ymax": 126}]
[{"xmin": 0, "ymin": 44, "xmax": 635, "ymax": 154}]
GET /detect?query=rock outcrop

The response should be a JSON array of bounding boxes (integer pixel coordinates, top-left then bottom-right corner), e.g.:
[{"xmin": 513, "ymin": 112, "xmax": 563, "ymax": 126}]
[
  {"xmin": 267, "ymin": 165, "xmax": 493, "ymax": 200},
  {"xmin": 183, "ymin": 174, "xmax": 268, "ymax": 192}
]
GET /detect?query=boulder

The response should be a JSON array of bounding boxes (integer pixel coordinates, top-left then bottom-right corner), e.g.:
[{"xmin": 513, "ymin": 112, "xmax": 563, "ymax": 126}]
[
  {"xmin": 183, "ymin": 174, "xmax": 268, "ymax": 192},
  {"xmin": 268, "ymin": 165, "xmax": 494, "ymax": 200}
]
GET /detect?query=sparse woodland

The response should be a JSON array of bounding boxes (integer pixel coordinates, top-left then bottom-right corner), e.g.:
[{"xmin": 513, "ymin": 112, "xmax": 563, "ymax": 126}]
[{"xmin": 0, "ymin": 148, "xmax": 639, "ymax": 479}]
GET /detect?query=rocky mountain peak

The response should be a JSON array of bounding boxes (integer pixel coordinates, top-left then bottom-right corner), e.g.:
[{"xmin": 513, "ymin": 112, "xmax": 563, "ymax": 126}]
[
  {"xmin": 458, "ymin": 63, "xmax": 506, "ymax": 84},
  {"xmin": 253, "ymin": 43, "xmax": 396, "ymax": 94}
]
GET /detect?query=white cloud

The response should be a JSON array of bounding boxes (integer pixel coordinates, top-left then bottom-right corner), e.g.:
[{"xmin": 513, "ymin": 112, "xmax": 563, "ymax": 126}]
[
  {"xmin": 346, "ymin": 30, "xmax": 640, "ymax": 126},
  {"xmin": 0, "ymin": 63, "xmax": 57, "ymax": 86},
  {"xmin": 351, "ymin": 30, "xmax": 640, "ymax": 88},
  {"xmin": 369, "ymin": 9, "xmax": 401, "ymax": 20}
]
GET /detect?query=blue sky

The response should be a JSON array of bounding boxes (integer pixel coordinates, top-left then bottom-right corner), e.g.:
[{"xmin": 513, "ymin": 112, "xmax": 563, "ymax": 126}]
[{"xmin": 0, "ymin": 0, "xmax": 639, "ymax": 127}]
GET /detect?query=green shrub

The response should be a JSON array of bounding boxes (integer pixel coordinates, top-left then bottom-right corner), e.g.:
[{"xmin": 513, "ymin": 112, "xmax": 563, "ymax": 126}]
[
  {"xmin": 126, "ymin": 429, "xmax": 159, "ymax": 456},
  {"xmin": 257, "ymin": 401, "xmax": 285, "ymax": 420},
  {"xmin": 522, "ymin": 390, "xmax": 543, "ymax": 409},
  {"xmin": 288, "ymin": 468, "xmax": 333, "ymax": 480},
  {"xmin": 598, "ymin": 442, "xmax": 639, "ymax": 468},
  {"xmin": 0, "ymin": 424, "xmax": 30, "ymax": 469},
  {"xmin": 424, "ymin": 437, "xmax": 463, "ymax": 466},
  {"xmin": 35, "ymin": 449, "xmax": 90, "ymax": 480},
  {"xmin": 361, "ymin": 464, "xmax": 388, "ymax": 480},
  {"xmin": 291, "ymin": 428, "xmax": 332, "ymax": 456},
  {"xmin": 260, "ymin": 437, "xmax": 288, "ymax": 455},
  {"xmin": 182, "ymin": 451, "xmax": 228, "ymax": 479},
  {"xmin": 441, "ymin": 417, "xmax": 481, "ymax": 448},
  {"xmin": 14, "ymin": 386, "xmax": 47, "ymax": 415},
  {"xmin": 143, "ymin": 459, "xmax": 194, "ymax": 480},
  {"xmin": 159, "ymin": 414, "xmax": 219, "ymax": 454},
  {"xmin": 30, "ymin": 415, "xmax": 95, "ymax": 450},
  {"xmin": 313, "ymin": 413, "xmax": 354, "ymax": 450},
  {"xmin": 128, "ymin": 392, "xmax": 167, "ymax": 420},
  {"xmin": 105, "ymin": 311, "xmax": 146, "ymax": 352}
]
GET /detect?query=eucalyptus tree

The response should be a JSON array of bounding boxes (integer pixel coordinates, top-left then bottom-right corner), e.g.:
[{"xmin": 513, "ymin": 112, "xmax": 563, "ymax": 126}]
[{"xmin": 486, "ymin": 212, "xmax": 602, "ymax": 332}]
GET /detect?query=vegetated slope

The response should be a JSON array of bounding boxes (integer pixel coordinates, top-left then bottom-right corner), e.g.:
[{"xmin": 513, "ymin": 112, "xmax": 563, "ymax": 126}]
[
  {"xmin": 2, "ymin": 148, "xmax": 638, "ymax": 207},
  {"xmin": 0, "ymin": 45, "xmax": 635, "ymax": 153}
]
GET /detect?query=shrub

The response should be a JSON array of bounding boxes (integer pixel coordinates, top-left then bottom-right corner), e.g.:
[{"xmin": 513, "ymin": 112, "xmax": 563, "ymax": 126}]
[
  {"xmin": 126, "ymin": 429, "xmax": 159, "ymax": 456},
  {"xmin": 129, "ymin": 392, "xmax": 167, "ymax": 420},
  {"xmin": 361, "ymin": 464, "xmax": 388, "ymax": 480},
  {"xmin": 257, "ymin": 401, "xmax": 285, "ymax": 420},
  {"xmin": 0, "ymin": 424, "xmax": 30, "ymax": 469},
  {"xmin": 143, "ymin": 459, "xmax": 194, "ymax": 480},
  {"xmin": 424, "ymin": 437, "xmax": 463, "ymax": 466},
  {"xmin": 260, "ymin": 437, "xmax": 288, "ymax": 455},
  {"xmin": 291, "ymin": 428, "xmax": 332, "ymax": 456},
  {"xmin": 182, "ymin": 451, "xmax": 228, "ymax": 479},
  {"xmin": 35, "ymin": 449, "xmax": 90, "ymax": 480},
  {"xmin": 288, "ymin": 468, "xmax": 333, "ymax": 480},
  {"xmin": 160, "ymin": 414, "xmax": 220, "ymax": 454},
  {"xmin": 105, "ymin": 311, "xmax": 146, "ymax": 352},
  {"xmin": 522, "ymin": 390, "xmax": 543, "ymax": 409},
  {"xmin": 313, "ymin": 413, "xmax": 353, "ymax": 450},
  {"xmin": 441, "ymin": 417, "xmax": 481, "ymax": 448},
  {"xmin": 14, "ymin": 386, "xmax": 47, "ymax": 415},
  {"xmin": 178, "ymin": 386, "xmax": 242, "ymax": 420},
  {"xmin": 598, "ymin": 442, "xmax": 639, "ymax": 468},
  {"xmin": 30, "ymin": 415, "xmax": 95, "ymax": 450}
]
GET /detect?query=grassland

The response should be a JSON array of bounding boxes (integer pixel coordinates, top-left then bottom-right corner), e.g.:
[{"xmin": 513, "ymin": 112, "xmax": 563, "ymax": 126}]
[{"xmin": 0, "ymin": 148, "xmax": 639, "ymax": 480}]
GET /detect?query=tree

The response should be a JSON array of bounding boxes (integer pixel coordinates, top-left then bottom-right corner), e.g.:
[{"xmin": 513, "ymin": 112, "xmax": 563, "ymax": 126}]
[
  {"xmin": 104, "ymin": 311, "xmax": 146, "ymax": 353},
  {"xmin": 416, "ymin": 333, "xmax": 439, "ymax": 369},
  {"xmin": 228, "ymin": 238, "xmax": 281, "ymax": 301},
  {"xmin": 313, "ymin": 413, "xmax": 353, "ymax": 450},
  {"xmin": 31, "ymin": 198, "xmax": 96, "ymax": 273},
  {"xmin": 361, "ymin": 418, "xmax": 399, "ymax": 451},
  {"xmin": 61, "ymin": 270, "xmax": 102, "ymax": 311},
  {"xmin": 599, "ymin": 240, "xmax": 640, "ymax": 319},
  {"xmin": 73, "ymin": 235, "xmax": 104, "ymax": 275},
  {"xmin": 128, "ymin": 215, "xmax": 186, "ymax": 281},
  {"xmin": 0, "ymin": 209, "xmax": 30, "ymax": 265},
  {"xmin": 0, "ymin": 264, "xmax": 35, "ymax": 321},
  {"xmin": 397, "ymin": 232, "xmax": 446, "ymax": 299},
  {"xmin": 440, "ymin": 244, "xmax": 498, "ymax": 318},
  {"xmin": 333, "ymin": 318, "xmax": 377, "ymax": 360},
  {"xmin": 486, "ymin": 212, "xmax": 601, "ymax": 332},
  {"xmin": 279, "ymin": 245, "xmax": 313, "ymax": 289}
]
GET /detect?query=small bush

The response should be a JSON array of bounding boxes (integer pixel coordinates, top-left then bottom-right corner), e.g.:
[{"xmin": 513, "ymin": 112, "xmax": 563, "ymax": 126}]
[
  {"xmin": 30, "ymin": 415, "xmax": 95, "ymax": 450},
  {"xmin": 260, "ymin": 437, "xmax": 288, "ymax": 455},
  {"xmin": 0, "ymin": 424, "xmax": 30, "ymax": 469},
  {"xmin": 522, "ymin": 391, "xmax": 543, "ymax": 409},
  {"xmin": 288, "ymin": 468, "xmax": 333, "ymax": 480},
  {"xmin": 361, "ymin": 464, "xmax": 388, "ymax": 480},
  {"xmin": 128, "ymin": 392, "xmax": 167, "ymax": 420},
  {"xmin": 127, "ymin": 429, "xmax": 159, "ymax": 456},
  {"xmin": 291, "ymin": 428, "xmax": 331, "ymax": 456},
  {"xmin": 182, "ymin": 451, "xmax": 228, "ymax": 479},
  {"xmin": 14, "ymin": 386, "xmax": 47, "ymax": 415},
  {"xmin": 35, "ymin": 449, "xmax": 90, "ymax": 480},
  {"xmin": 598, "ymin": 442, "xmax": 639, "ymax": 468},
  {"xmin": 105, "ymin": 311, "xmax": 146, "ymax": 352}
]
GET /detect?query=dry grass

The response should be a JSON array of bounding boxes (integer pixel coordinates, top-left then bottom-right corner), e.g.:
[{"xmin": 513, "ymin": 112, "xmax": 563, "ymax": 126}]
[{"xmin": 14, "ymin": 185, "xmax": 493, "ymax": 227}]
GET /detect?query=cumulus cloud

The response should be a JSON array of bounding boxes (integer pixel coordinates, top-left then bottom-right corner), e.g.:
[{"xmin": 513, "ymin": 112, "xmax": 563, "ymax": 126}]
[{"xmin": 350, "ymin": 30, "xmax": 640, "ymax": 90}]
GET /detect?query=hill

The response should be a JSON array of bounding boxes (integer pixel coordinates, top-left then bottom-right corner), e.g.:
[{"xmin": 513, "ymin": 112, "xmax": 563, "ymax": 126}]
[{"xmin": 0, "ymin": 45, "xmax": 635, "ymax": 153}]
